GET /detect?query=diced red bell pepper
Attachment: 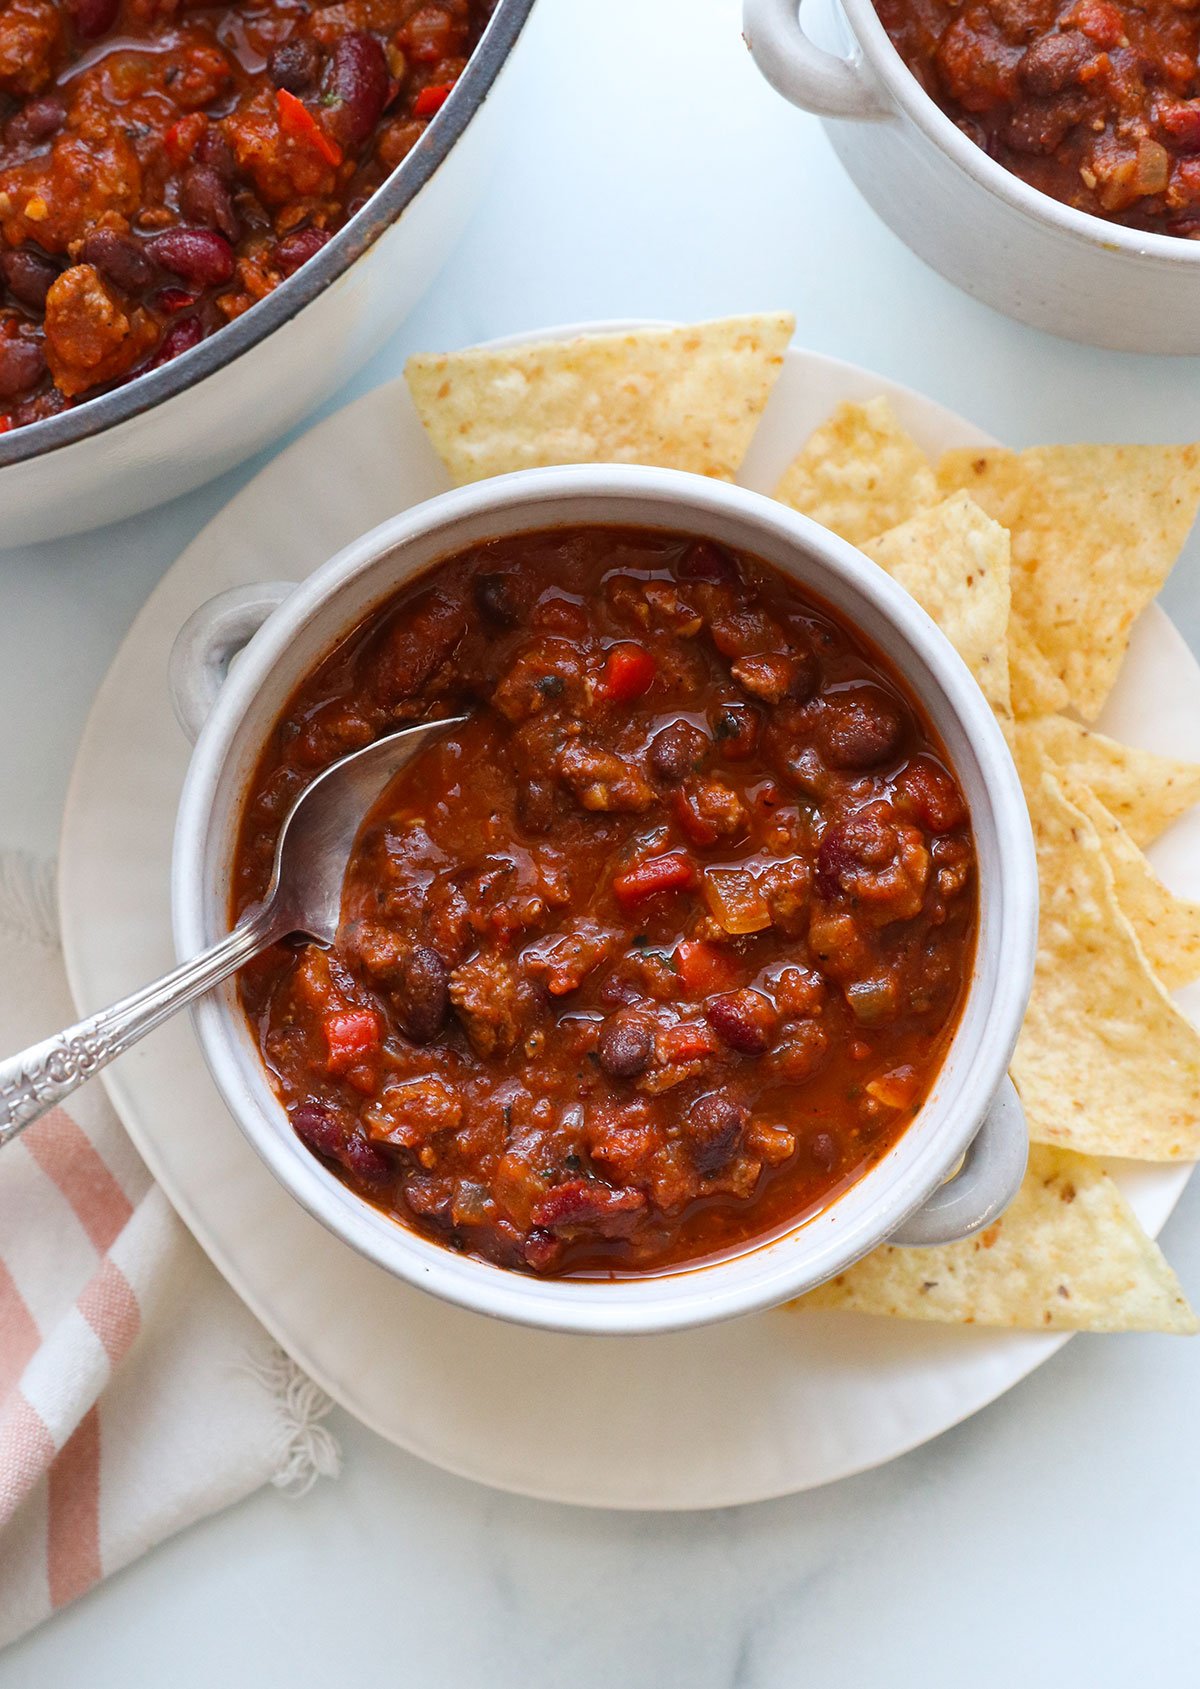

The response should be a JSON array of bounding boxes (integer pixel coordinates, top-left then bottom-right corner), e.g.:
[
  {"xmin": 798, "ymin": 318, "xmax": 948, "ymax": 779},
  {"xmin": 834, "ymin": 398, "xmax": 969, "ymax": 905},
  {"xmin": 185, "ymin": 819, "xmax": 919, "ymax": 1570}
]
[
  {"xmin": 324, "ymin": 1008, "xmax": 382, "ymax": 1076},
  {"xmin": 156, "ymin": 288, "xmax": 198, "ymax": 315},
  {"xmin": 413, "ymin": 81, "xmax": 455, "ymax": 116},
  {"xmin": 277, "ymin": 89, "xmax": 344, "ymax": 167},
  {"xmin": 596, "ymin": 642, "xmax": 656, "ymax": 704},
  {"xmin": 674, "ymin": 938, "xmax": 740, "ymax": 997},
  {"xmin": 0, "ymin": 417, "xmax": 12, "ymax": 434},
  {"xmin": 612, "ymin": 852, "xmax": 696, "ymax": 908},
  {"xmin": 659, "ymin": 1021, "xmax": 717, "ymax": 1064},
  {"xmin": 163, "ymin": 113, "xmax": 206, "ymax": 166}
]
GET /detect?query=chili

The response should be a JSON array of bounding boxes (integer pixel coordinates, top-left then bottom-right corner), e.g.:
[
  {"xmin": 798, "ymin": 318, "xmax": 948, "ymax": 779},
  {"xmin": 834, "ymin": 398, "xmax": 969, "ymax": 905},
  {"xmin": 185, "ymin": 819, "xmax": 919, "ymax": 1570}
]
[{"xmin": 233, "ymin": 526, "xmax": 978, "ymax": 1277}]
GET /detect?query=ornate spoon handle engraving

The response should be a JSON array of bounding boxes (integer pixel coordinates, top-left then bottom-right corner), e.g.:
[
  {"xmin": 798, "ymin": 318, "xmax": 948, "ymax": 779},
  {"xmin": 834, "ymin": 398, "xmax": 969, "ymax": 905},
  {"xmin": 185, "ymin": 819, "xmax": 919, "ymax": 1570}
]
[{"xmin": 0, "ymin": 910, "xmax": 278, "ymax": 1146}]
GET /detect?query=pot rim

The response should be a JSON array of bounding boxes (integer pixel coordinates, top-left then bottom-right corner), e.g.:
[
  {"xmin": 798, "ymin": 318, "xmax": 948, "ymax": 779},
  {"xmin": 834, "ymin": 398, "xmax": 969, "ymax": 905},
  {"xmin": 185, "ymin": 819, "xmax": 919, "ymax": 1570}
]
[
  {"xmin": 837, "ymin": 0, "xmax": 1200, "ymax": 266},
  {"xmin": 171, "ymin": 463, "xmax": 1037, "ymax": 1334},
  {"xmin": 0, "ymin": 0, "xmax": 537, "ymax": 474}
]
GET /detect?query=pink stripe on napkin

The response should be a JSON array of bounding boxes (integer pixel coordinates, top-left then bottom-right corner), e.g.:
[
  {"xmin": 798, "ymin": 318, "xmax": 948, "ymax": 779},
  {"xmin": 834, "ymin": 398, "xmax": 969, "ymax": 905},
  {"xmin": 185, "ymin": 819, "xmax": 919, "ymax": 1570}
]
[
  {"xmin": 23, "ymin": 1109, "xmax": 133, "ymax": 1253},
  {"xmin": 47, "ymin": 1409, "xmax": 101, "ymax": 1610}
]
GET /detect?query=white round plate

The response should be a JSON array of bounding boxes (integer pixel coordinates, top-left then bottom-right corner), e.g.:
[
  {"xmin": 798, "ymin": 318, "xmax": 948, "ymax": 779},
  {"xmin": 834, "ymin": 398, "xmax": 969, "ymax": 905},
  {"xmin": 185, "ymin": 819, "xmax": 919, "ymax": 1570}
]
[{"xmin": 59, "ymin": 330, "xmax": 1200, "ymax": 1509}]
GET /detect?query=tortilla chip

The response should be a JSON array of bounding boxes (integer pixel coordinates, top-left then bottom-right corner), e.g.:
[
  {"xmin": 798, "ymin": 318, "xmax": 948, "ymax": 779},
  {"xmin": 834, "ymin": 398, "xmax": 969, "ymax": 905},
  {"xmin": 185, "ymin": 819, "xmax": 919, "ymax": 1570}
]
[
  {"xmin": 774, "ymin": 397, "xmax": 939, "ymax": 546},
  {"xmin": 1009, "ymin": 620, "xmax": 1071, "ymax": 718},
  {"xmin": 1011, "ymin": 754, "xmax": 1200, "ymax": 1159},
  {"xmin": 1018, "ymin": 715, "xmax": 1200, "ymax": 847},
  {"xmin": 404, "ymin": 314, "xmax": 794, "ymax": 485},
  {"xmin": 802, "ymin": 1145, "xmax": 1195, "ymax": 1332},
  {"xmin": 937, "ymin": 443, "xmax": 1200, "ymax": 721},
  {"xmin": 1060, "ymin": 777, "xmax": 1200, "ymax": 991},
  {"xmin": 864, "ymin": 492, "xmax": 1011, "ymax": 717}
]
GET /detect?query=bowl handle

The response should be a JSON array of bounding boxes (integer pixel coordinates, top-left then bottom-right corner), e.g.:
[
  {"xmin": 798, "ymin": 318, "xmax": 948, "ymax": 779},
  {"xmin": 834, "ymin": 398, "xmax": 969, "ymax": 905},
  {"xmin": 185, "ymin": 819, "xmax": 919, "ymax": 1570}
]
[
  {"xmin": 169, "ymin": 582, "xmax": 297, "ymax": 744},
  {"xmin": 887, "ymin": 1076, "xmax": 1028, "ymax": 1248},
  {"xmin": 742, "ymin": 0, "xmax": 891, "ymax": 119}
]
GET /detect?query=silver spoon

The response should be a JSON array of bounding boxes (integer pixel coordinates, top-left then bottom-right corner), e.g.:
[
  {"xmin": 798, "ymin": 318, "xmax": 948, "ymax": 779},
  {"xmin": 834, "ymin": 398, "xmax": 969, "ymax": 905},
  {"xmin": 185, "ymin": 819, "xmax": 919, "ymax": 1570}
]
[{"xmin": 0, "ymin": 716, "xmax": 466, "ymax": 1147}]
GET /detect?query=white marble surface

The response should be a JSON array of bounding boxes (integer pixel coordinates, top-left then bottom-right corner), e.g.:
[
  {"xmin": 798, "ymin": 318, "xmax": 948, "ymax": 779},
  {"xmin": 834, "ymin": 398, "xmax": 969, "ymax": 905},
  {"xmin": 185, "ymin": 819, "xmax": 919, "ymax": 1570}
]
[{"xmin": 3, "ymin": 0, "xmax": 1200, "ymax": 1680}]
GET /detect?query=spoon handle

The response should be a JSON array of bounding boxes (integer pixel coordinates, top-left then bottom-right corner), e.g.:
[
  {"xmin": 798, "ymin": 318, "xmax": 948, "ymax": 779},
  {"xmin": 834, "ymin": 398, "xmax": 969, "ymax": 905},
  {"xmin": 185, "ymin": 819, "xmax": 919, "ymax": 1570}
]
[{"xmin": 0, "ymin": 909, "xmax": 278, "ymax": 1147}]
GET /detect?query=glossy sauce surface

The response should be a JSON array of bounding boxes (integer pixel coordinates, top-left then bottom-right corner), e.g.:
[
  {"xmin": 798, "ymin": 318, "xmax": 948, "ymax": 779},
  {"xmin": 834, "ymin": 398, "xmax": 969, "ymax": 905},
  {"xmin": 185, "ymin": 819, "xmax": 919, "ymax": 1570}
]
[{"xmin": 234, "ymin": 527, "xmax": 978, "ymax": 1276}]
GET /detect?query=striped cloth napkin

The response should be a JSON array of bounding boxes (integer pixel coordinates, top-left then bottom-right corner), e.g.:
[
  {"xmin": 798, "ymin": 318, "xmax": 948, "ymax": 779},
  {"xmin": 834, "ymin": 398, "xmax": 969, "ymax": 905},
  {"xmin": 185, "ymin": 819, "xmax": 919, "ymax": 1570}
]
[{"xmin": 0, "ymin": 852, "xmax": 340, "ymax": 1649}]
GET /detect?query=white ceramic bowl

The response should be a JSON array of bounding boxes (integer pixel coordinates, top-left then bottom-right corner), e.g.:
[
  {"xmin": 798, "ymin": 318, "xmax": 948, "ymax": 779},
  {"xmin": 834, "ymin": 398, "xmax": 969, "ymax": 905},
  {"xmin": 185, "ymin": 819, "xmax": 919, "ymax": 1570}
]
[
  {"xmin": 169, "ymin": 464, "xmax": 1036, "ymax": 1335},
  {"xmin": 743, "ymin": 0, "xmax": 1200, "ymax": 352},
  {"xmin": 0, "ymin": 0, "xmax": 536, "ymax": 547}
]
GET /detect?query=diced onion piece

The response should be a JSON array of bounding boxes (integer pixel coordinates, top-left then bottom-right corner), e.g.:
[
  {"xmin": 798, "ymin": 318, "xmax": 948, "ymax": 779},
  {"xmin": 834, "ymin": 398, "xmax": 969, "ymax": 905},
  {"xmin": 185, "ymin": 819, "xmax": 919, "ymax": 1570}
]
[
  {"xmin": 1134, "ymin": 139, "xmax": 1170, "ymax": 196},
  {"xmin": 702, "ymin": 867, "xmax": 772, "ymax": 935},
  {"xmin": 845, "ymin": 977, "xmax": 899, "ymax": 1026},
  {"xmin": 865, "ymin": 1065, "xmax": 920, "ymax": 1109}
]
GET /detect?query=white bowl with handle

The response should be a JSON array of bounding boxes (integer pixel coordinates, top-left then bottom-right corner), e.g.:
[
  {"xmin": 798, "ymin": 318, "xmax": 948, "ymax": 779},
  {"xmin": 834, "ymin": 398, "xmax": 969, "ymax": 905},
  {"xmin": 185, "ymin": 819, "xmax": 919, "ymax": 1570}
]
[
  {"xmin": 169, "ymin": 463, "xmax": 1037, "ymax": 1335},
  {"xmin": 743, "ymin": 0, "xmax": 1200, "ymax": 352}
]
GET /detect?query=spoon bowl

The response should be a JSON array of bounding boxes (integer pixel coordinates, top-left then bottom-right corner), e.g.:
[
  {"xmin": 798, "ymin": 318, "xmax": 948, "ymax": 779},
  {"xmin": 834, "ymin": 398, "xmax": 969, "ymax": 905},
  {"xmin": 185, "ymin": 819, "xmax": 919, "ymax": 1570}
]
[{"xmin": 0, "ymin": 717, "xmax": 465, "ymax": 1143}]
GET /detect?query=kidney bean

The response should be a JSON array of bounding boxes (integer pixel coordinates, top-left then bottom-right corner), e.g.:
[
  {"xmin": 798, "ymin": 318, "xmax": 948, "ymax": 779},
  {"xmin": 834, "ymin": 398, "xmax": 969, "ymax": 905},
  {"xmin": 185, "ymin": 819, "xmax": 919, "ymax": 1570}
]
[
  {"xmin": 706, "ymin": 989, "xmax": 779, "ymax": 1055},
  {"xmin": 1, "ymin": 248, "xmax": 59, "ymax": 311},
  {"xmin": 393, "ymin": 944, "xmax": 449, "ymax": 1043},
  {"xmin": 816, "ymin": 685, "xmax": 905, "ymax": 770},
  {"xmin": 274, "ymin": 227, "xmax": 331, "ymax": 275},
  {"xmin": 0, "ymin": 336, "xmax": 46, "ymax": 398},
  {"xmin": 195, "ymin": 124, "xmax": 236, "ymax": 178},
  {"xmin": 146, "ymin": 228, "xmax": 235, "ymax": 289},
  {"xmin": 649, "ymin": 719, "xmax": 709, "ymax": 784},
  {"xmin": 83, "ymin": 229, "xmax": 157, "ymax": 293},
  {"xmin": 180, "ymin": 165, "xmax": 240, "ymax": 241},
  {"xmin": 68, "ymin": 0, "xmax": 119, "ymax": 37},
  {"xmin": 292, "ymin": 1101, "xmax": 391, "ymax": 1188},
  {"xmin": 268, "ymin": 35, "xmax": 321, "ymax": 93},
  {"xmin": 148, "ymin": 315, "xmax": 203, "ymax": 369},
  {"xmin": 5, "ymin": 96, "xmax": 65, "ymax": 147},
  {"xmin": 596, "ymin": 1015, "xmax": 653, "ymax": 1080},
  {"xmin": 684, "ymin": 1092, "xmax": 748, "ymax": 1176},
  {"xmin": 322, "ymin": 33, "xmax": 390, "ymax": 150}
]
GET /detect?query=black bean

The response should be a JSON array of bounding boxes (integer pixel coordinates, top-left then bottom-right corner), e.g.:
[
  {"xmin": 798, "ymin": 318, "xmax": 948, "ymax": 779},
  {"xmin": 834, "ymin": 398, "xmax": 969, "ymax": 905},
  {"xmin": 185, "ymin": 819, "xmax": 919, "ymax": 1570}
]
[
  {"xmin": 472, "ymin": 571, "xmax": 524, "ymax": 628},
  {"xmin": 816, "ymin": 685, "xmax": 905, "ymax": 771},
  {"xmin": 0, "ymin": 247, "xmax": 58, "ymax": 311},
  {"xmin": 597, "ymin": 1015, "xmax": 653, "ymax": 1080},
  {"xmin": 649, "ymin": 719, "xmax": 708, "ymax": 783},
  {"xmin": 678, "ymin": 541, "xmax": 740, "ymax": 584},
  {"xmin": 394, "ymin": 944, "xmax": 449, "ymax": 1043},
  {"xmin": 684, "ymin": 1093, "xmax": 748, "ymax": 1176},
  {"xmin": 1019, "ymin": 30, "xmax": 1092, "ymax": 96},
  {"xmin": 268, "ymin": 35, "xmax": 321, "ymax": 93},
  {"xmin": 83, "ymin": 229, "xmax": 157, "ymax": 293}
]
